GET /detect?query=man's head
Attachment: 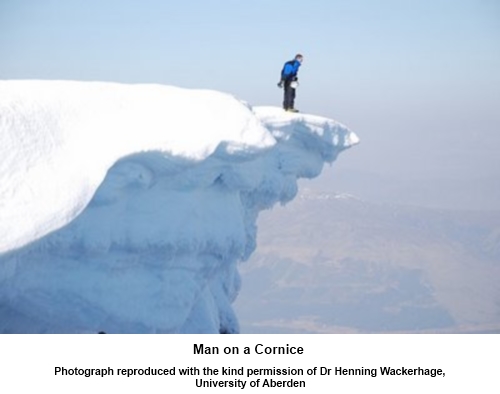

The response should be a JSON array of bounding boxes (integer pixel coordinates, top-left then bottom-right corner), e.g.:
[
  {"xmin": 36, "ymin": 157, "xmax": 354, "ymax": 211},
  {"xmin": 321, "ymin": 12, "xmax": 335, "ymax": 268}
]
[{"xmin": 295, "ymin": 54, "xmax": 304, "ymax": 63}]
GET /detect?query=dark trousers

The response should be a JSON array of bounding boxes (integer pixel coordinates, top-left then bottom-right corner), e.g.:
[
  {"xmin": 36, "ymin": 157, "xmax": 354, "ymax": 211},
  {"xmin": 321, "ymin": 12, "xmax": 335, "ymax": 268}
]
[{"xmin": 283, "ymin": 82, "xmax": 296, "ymax": 110}]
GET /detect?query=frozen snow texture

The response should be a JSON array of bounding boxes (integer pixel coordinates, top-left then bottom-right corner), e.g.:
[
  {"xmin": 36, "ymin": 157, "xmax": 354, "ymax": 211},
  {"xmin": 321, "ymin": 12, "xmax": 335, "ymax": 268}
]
[{"xmin": 0, "ymin": 81, "xmax": 357, "ymax": 333}]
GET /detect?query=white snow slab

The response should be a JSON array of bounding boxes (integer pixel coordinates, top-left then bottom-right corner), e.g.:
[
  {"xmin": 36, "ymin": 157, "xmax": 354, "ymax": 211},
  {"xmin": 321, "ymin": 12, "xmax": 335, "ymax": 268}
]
[
  {"xmin": 0, "ymin": 81, "xmax": 358, "ymax": 333},
  {"xmin": 0, "ymin": 80, "xmax": 275, "ymax": 253}
]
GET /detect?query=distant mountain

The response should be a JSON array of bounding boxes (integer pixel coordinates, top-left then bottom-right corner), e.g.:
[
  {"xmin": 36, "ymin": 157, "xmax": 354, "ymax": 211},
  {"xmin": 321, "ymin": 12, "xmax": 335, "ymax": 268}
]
[
  {"xmin": 235, "ymin": 189, "xmax": 500, "ymax": 333},
  {"xmin": 310, "ymin": 166, "xmax": 500, "ymax": 211}
]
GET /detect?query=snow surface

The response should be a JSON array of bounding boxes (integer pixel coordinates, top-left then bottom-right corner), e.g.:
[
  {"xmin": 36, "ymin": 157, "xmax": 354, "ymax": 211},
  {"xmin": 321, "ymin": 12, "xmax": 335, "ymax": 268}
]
[{"xmin": 0, "ymin": 80, "xmax": 358, "ymax": 333}]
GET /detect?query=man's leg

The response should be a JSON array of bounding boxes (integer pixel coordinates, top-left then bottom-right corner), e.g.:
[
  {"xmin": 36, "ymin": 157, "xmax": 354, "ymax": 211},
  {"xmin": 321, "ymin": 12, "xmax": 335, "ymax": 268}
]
[
  {"xmin": 283, "ymin": 83, "xmax": 293, "ymax": 110},
  {"xmin": 290, "ymin": 86, "xmax": 296, "ymax": 110}
]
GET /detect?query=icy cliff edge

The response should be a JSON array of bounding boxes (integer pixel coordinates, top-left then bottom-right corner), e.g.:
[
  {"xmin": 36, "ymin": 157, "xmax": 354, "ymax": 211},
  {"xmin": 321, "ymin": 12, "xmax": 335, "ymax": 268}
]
[{"xmin": 0, "ymin": 80, "xmax": 358, "ymax": 333}]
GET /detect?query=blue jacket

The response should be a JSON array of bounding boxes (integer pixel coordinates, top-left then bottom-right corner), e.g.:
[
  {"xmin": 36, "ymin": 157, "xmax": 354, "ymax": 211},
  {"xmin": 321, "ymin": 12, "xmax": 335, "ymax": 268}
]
[{"xmin": 281, "ymin": 60, "xmax": 301, "ymax": 81}]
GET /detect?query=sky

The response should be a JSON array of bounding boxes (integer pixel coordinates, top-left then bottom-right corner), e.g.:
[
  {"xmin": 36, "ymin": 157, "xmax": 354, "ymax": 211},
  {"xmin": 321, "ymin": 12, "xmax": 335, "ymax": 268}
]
[{"xmin": 1, "ymin": 0, "xmax": 499, "ymax": 209}]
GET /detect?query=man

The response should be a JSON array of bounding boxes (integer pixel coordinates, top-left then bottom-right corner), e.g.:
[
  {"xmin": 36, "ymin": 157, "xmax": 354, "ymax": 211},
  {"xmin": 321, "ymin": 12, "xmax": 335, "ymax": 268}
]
[{"xmin": 278, "ymin": 54, "xmax": 303, "ymax": 112}]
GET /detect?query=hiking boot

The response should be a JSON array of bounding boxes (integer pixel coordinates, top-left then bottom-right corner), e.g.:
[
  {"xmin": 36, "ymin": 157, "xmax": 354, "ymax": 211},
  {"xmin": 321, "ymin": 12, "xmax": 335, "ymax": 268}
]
[{"xmin": 286, "ymin": 108, "xmax": 299, "ymax": 113}]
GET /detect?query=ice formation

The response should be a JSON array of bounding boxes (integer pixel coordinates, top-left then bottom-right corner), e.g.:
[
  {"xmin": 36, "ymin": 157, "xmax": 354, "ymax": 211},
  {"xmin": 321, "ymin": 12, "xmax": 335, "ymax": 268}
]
[{"xmin": 0, "ymin": 80, "xmax": 358, "ymax": 333}]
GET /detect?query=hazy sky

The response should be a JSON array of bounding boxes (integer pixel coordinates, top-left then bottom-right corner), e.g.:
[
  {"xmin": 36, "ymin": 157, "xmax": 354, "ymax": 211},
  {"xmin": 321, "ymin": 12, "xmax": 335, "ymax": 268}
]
[{"xmin": 1, "ymin": 0, "xmax": 499, "ymax": 208}]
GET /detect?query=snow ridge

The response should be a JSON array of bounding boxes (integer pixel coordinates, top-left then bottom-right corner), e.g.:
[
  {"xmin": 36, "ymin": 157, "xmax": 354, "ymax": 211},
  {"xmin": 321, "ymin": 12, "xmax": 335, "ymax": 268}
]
[{"xmin": 0, "ymin": 81, "xmax": 357, "ymax": 333}]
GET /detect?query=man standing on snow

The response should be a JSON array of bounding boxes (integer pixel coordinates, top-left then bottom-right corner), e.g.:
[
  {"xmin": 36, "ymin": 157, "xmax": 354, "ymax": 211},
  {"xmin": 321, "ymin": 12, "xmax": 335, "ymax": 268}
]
[{"xmin": 278, "ymin": 54, "xmax": 303, "ymax": 112}]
